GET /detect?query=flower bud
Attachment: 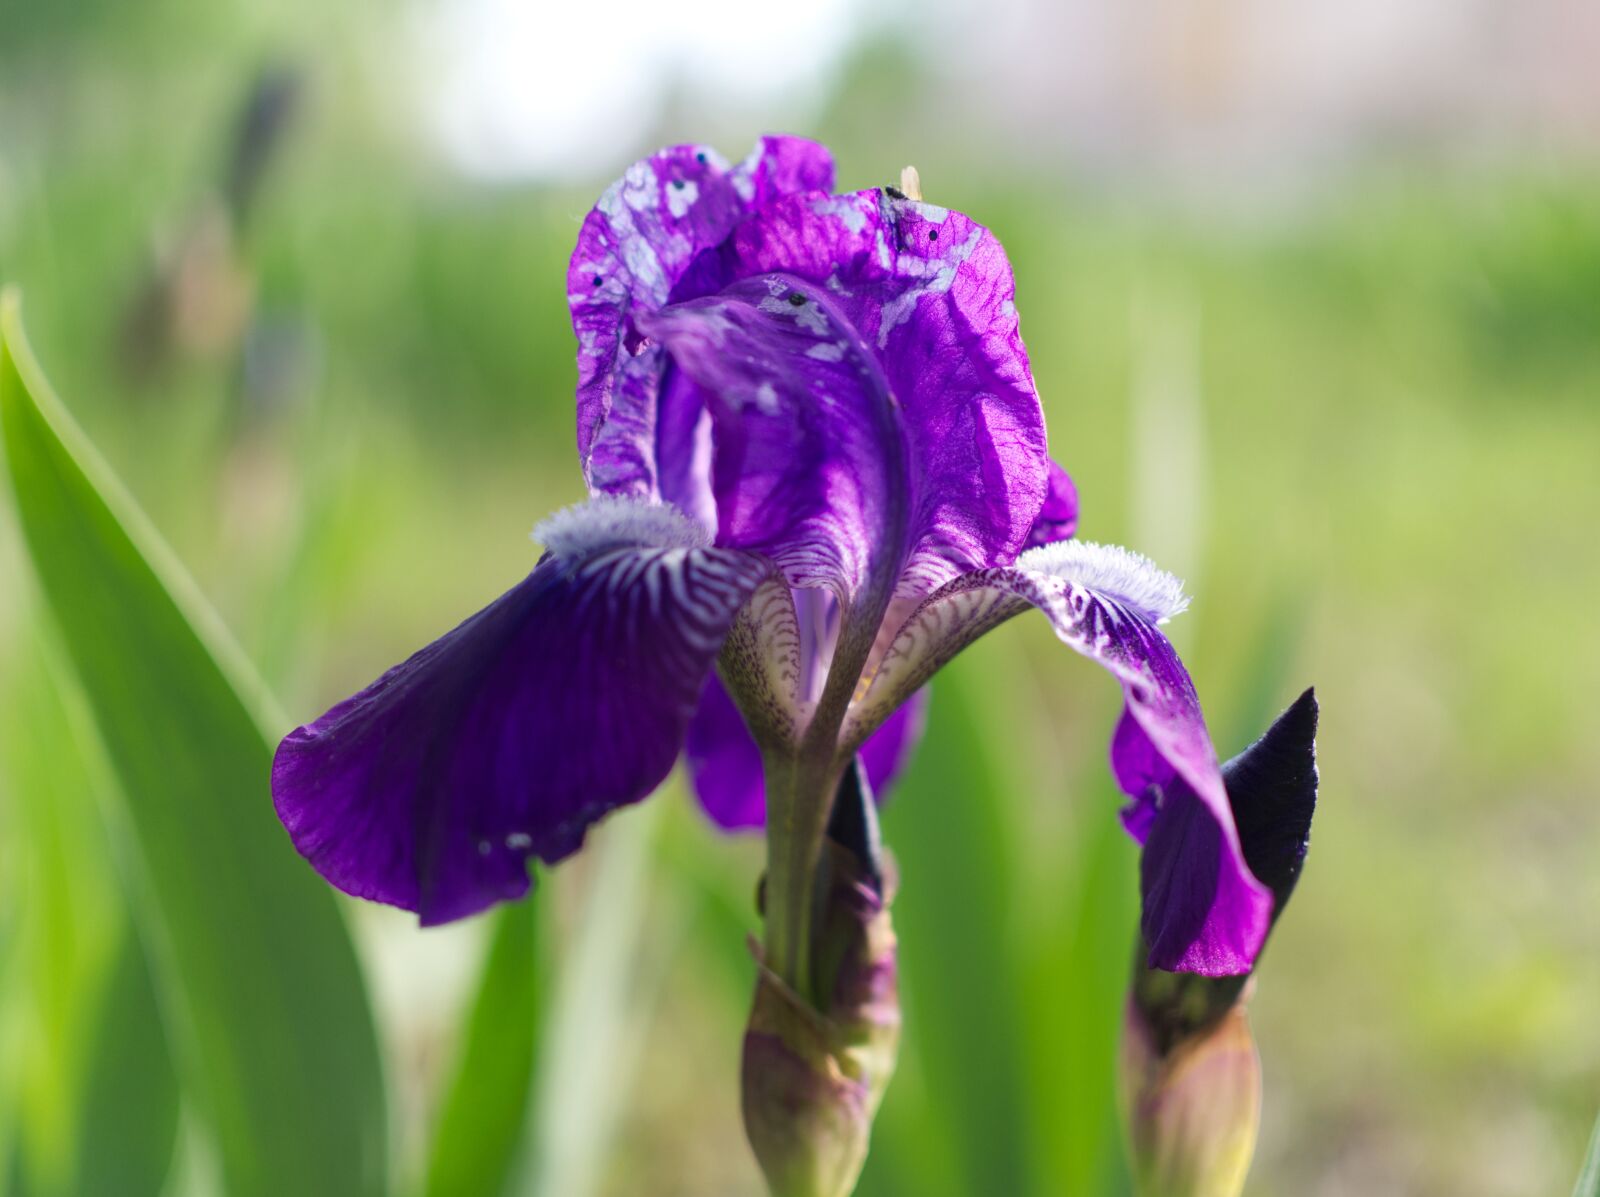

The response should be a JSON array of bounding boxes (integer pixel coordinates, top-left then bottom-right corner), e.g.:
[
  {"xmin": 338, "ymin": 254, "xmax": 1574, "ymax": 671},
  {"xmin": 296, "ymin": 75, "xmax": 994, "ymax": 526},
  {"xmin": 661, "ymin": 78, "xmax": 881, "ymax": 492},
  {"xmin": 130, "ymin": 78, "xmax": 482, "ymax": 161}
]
[
  {"xmin": 1120, "ymin": 689, "xmax": 1319, "ymax": 1197},
  {"xmin": 1120, "ymin": 997, "xmax": 1261, "ymax": 1197},
  {"xmin": 742, "ymin": 760, "xmax": 899, "ymax": 1197}
]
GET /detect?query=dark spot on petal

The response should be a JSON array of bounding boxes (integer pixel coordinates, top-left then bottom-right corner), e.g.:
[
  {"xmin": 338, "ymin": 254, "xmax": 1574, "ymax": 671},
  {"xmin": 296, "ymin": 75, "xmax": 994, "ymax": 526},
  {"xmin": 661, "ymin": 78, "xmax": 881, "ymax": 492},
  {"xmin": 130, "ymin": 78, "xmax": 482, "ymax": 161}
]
[
  {"xmin": 929, "ymin": 229, "xmax": 938, "ymax": 241},
  {"xmin": 787, "ymin": 291, "xmax": 807, "ymax": 307},
  {"xmin": 696, "ymin": 151, "xmax": 708, "ymax": 163},
  {"xmin": 592, "ymin": 275, "xmax": 603, "ymax": 287},
  {"xmin": 672, "ymin": 179, "xmax": 685, "ymax": 190}
]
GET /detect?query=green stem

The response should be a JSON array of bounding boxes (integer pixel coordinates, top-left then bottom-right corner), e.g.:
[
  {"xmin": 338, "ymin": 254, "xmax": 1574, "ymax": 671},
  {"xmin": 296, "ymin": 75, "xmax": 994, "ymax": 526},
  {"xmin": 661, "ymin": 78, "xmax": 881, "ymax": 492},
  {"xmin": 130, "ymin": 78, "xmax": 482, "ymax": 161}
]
[
  {"xmin": 763, "ymin": 747, "xmax": 843, "ymax": 1003},
  {"xmin": 762, "ymin": 603, "xmax": 878, "ymax": 1002}
]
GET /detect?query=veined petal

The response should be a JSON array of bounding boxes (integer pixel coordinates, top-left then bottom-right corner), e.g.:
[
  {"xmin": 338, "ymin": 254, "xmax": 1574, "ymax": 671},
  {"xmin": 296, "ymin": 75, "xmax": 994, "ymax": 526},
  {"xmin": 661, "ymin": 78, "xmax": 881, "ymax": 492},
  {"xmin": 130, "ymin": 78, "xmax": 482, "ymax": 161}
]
[
  {"xmin": 570, "ymin": 137, "xmax": 834, "ymax": 499},
  {"xmin": 272, "ymin": 498, "xmax": 770, "ymax": 925},
  {"xmin": 674, "ymin": 188, "xmax": 1050, "ymax": 598},
  {"xmin": 848, "ymin": 540, "xmax": 1270, "ymax": 975},
  {"xmin": 686, "ymin": 675, "xmax": 929, "ymax": 831},
  {"xmin": 639, "ymin": 275, "xmax": 910, "ymax": 619}
]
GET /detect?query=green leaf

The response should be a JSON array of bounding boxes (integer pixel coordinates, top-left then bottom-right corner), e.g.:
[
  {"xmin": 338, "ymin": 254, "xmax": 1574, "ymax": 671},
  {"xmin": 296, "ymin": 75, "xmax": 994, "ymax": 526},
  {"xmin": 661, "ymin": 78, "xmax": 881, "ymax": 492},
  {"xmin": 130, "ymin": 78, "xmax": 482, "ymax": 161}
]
[
  {"xmin": 859, "ymin": 649, "xmax": 1038, "ymax": 1197},
  {"xmin": 423, "ymin": 899, "xmax": 542, "ymax": 1197},
  {"xmin": 1574, "ymin": 1105, "xmax": 1600, "ymax": 1197},
  {"xmin": 0, "ymin": 638, "xmax": 179, "ymax": 1197},
  {"xmin": 0, "ymin": 290, "xmax": 386, "ymax": 1197},
  {"xmin": 72, "ymin": 929, "xmax": 179, "ymax": 1197}
]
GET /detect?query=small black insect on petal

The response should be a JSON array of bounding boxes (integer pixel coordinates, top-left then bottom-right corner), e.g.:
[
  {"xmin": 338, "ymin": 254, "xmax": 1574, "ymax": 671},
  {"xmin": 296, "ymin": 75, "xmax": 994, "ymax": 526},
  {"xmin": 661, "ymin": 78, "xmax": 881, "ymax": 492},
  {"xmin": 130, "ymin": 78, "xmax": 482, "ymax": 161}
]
[
  {"xmin": 787, "ymin": 291, "xmax": 808, "ymax": 307},
  {"xmin": 884, "ymin": 185, "xmax": 907, "ymax": 200},
  {"xmin": 592, "ymin": 275, "xmax": 603, "ymax": 287},
  {"xmin": 929, "ymin": 229, "xmax": 939, "ymax": 241}
]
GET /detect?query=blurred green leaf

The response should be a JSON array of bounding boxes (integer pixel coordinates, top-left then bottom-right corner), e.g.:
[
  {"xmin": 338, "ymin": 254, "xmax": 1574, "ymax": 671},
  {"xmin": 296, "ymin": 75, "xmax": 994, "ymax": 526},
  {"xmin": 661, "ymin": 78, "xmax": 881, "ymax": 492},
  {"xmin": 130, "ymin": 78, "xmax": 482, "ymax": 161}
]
[
  {"xmin": 423, "ymin": 899, "xmax": 543, "ymax": 1197},
  {"xmin": 1575, "ymin": 1105, "xmax": 1600, "ymax": 1197},
  {"xmin": 0, "ymin": 290, "xmax": 386, "ymax": 1197},
  {"xmin": 1026, "ymin": 787, "xmax": 1137, "ymax": 1197},
  {"xmin": 0, "ymin": 639, "xmax": 179, "ymax": 1197},
  {"xmin": 73, "ymin": 928, "xmax": 179, "ymax": 1197},
  {"xmin": 861, "ymin": 652, "xmax": 1037, "ymax": 1197}
]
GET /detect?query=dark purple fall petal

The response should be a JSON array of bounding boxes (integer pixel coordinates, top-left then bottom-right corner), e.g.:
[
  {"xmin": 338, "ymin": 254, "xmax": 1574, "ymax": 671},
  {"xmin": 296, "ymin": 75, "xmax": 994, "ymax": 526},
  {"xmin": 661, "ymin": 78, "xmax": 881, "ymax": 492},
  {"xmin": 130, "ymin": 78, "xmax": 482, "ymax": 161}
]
[
  {"xmin": 849, "ymin": 540, "xmax": 1271, "ymax": 975},
  {"xmin": 569, "ymin": 138, "xmax": 834, "ymax": 500},
  {"xmin": 686, "ymin": 673, "xmax": 929, "ymax": 831},
  {"xmin": 272, "ymin": 500, "xmax": 769, "ymax": 925},
  {"xmin": 1025, "ymin": 458, "xmax": 1079, "ymax": 548},
  {"xmin": 674, "ymin": 189, "xmax": 1051, "ymax": 598}
]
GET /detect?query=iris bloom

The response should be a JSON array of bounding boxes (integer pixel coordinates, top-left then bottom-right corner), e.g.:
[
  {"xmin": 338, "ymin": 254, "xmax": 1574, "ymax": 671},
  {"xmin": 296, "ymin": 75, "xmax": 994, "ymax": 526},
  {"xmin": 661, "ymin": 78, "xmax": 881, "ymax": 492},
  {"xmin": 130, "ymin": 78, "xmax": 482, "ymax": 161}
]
[{"xmin": 272, "ymin": 135, "xmax": 1272, "ymax": 985}]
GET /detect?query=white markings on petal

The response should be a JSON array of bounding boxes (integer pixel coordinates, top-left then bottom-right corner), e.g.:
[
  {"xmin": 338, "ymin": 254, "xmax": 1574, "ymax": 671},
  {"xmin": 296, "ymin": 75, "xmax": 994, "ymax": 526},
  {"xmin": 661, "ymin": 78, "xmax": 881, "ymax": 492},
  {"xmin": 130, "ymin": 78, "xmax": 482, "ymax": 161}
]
[
  {"xmin": 809, "ymin": 194, "xmax": 870, "ymax": 235},
  {"xmin": 666, "ymin": 179, "xmax": 700, "ymax": 218},
  {"xmin": 533, "ymin": 495, "xmax": 710, "ymax": 560},
  {"xmin": 1016, "ymin": 539, "xmax": 1189, "ymax": 625},
  {"xmin": 753, "ymin": 381, "xmax": 781, "ymax": 414},
  {"xmin": 806, "ymin": 342, "xmax": 846, "ymax": 362},
  {"xmin": 876, "ymin": 223, "xmax": 985, "ymax": 348}
]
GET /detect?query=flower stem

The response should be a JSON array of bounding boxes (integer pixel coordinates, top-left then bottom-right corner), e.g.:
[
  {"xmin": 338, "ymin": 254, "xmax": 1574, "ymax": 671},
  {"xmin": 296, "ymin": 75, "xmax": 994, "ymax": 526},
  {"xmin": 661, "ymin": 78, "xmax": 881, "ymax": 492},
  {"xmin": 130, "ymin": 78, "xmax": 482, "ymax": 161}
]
[
  {"xmin": 763, "ymin": 748, "xmax": 841, "ymax": 1003},
  {"xmin": 763, "ymin": 612, "xmax": 871, "ymax": 1003}
]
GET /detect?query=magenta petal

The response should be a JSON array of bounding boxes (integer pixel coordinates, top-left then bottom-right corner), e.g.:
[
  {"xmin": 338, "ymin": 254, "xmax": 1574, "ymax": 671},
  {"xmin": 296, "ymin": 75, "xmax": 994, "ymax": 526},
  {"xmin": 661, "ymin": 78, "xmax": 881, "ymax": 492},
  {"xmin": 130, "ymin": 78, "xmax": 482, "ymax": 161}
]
[
  {"xmin": 856, "ymin": 540, "xmax": 1271, "ymax": 975},
  {"xmin": 569, "ymin": 137, "xmax": 834, "ymax": 500},
  {"xmin": 640, "ymin": 275, "xmax": 909, "ymax": 611},
  {"xmin": 677, "ymin": 188, "xmax": 1051, "ymax": 596},
  {"xmin": 272, "ymin": 501, "xmax": 769, "ymax": 925},
  {"xmin": 1025, "ymin": 458, "xmax": 1078, "ymax": 548},
  {"xmin": 686, "ymin": 674, "xmax": 929, "ymax": 832}
]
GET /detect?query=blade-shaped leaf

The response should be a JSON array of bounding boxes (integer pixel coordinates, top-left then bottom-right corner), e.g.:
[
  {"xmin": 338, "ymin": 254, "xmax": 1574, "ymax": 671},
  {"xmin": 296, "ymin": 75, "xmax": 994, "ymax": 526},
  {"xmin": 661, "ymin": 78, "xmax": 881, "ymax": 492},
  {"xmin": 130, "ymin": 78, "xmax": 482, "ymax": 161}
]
[
  {"xmin": 73, "ymin": 929, "xmax": 179, "ymax": 1197},
  {"xmin": 1575, "ymin": 1105, "xmax": 1600, "ymax": 1197},
  {"xmin": 0, "ymin": 639, "xmax": 179, "ymax": 1197},
  {"xmin": 0, "ymin": 290, "xmax": 386, "ymax": 1197},
  {"xmin": 423, "ymin": 898, "xmax": 542, "ymax": 1197},
  {"xmin": 858, "ymin": 648, "xmax": 1038, "ymax": 1197}
]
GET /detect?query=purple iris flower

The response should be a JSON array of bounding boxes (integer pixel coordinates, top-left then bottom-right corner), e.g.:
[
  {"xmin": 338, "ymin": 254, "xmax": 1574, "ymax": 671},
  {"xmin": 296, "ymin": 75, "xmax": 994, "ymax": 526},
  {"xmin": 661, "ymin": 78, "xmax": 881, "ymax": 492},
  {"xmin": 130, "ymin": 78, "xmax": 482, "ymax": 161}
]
[{"xmin": 272, "ymin": 136, "xmax": 1271, "ymax": 976}]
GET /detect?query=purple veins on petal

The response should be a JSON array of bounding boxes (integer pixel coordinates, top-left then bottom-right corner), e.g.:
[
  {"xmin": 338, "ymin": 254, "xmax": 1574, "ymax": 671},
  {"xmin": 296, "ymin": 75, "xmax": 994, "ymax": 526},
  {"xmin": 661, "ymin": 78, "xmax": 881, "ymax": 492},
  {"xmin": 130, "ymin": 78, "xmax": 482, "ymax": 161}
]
[
  {"xmin": 271, "ymin": 498, "xmax": 770, "ymax": 926},
  {"xmin": 846, "ymin": 538, "xmax": 1270, "ymax": 975},
  {"xmin": 673, "ymin": 187, "xmax": 1051, "ymax": 598},
  {"xmin": 639, "ymin": 275, "xmax": 910, "ymax": 613}
]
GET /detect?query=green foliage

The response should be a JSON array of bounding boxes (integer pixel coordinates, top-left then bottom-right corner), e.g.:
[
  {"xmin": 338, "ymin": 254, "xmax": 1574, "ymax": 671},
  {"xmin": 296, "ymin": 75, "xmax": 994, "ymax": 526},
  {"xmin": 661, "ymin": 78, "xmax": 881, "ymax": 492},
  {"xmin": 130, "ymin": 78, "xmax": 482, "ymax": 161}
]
[
  {"xmin": 424, "ymin": 899, "xmax": 544, "ymax": 1197},
  {"xmin": 0, "ymin": 293, "xmax": 386, "ymax": 1197},
  {"xmin": 1575, "ymin": 1105, "xmax": 1600, "ymax": 1197}
]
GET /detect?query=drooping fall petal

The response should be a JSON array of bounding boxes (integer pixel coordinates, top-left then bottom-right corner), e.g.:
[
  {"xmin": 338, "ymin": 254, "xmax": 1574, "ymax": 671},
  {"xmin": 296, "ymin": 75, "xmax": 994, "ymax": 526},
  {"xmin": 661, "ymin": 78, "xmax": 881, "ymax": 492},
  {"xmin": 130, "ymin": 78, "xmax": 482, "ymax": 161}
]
[
  {"xmin": 272, "ymin": 499, "xmax": 769, "ymax": 925},
  {"xmin": 849, "ymin": 539, "xmax": 1271, "ymax": 975}
]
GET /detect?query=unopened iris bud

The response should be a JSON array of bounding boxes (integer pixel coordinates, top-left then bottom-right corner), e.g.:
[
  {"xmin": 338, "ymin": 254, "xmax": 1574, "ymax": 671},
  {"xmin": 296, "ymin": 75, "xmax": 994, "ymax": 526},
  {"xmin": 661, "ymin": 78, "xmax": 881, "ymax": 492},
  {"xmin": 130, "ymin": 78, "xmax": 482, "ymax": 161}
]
[
  {"xmin": 1121, "ymin": 999, "xmax": 1261, "ymax": 1197},
  {"xmin": 742, "ymin": 760, "xmax": 900, "ymax": 1197},
  {"xmin": 1120, "ymin": 689, "xmax": 1319, "ymax": 1197}
]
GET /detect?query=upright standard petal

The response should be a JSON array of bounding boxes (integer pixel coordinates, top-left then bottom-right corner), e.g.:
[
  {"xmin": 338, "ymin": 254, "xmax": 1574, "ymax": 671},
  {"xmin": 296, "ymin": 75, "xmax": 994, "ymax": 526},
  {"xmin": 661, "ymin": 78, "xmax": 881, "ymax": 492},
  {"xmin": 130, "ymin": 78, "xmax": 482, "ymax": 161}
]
[
  {"xmin": 673, "ymin": 188, "xmax": 1051, "ymax": 598},
  {"xmin": 272, "ymin": 498, "xmax": 770, "ymax": 925},
  {"xmin": 848, "ymin": 540, "xmax": 1271, "ymax": 975},
  {"xmin": 569, "ymin": 137, "xmax": 834, "ymax": 499},
  {"xmin": 640, "ymin": 275, "xmax": 910, "ymax": 619},
  {"xmin": 686, "ymin": 675, "xmax": 929, "ymax": 831}
]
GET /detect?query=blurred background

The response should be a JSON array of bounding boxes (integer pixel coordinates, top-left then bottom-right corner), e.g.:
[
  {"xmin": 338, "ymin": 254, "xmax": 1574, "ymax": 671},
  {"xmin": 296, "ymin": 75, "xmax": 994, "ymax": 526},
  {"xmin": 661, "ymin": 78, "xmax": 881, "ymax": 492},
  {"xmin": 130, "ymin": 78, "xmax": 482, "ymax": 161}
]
[{"xmin": 2, "ymin": 0, "xmax": 1598, "ymax": 1194}]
